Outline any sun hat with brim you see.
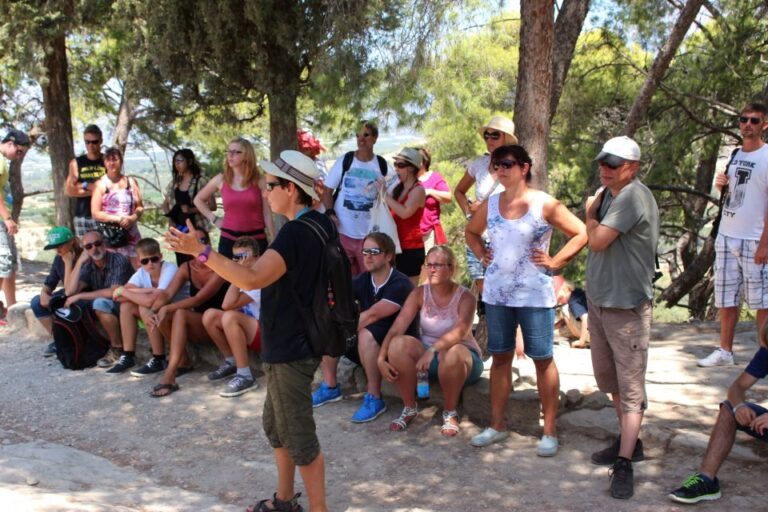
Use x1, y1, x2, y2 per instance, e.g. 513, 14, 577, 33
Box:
478, 116, 518, 144
259, 150, 320, 201
393, 147, 423, 169
44, 226, 74, 250
595, 136, 641, 167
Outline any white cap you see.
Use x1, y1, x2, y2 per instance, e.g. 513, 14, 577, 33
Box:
595, 136, 641, 166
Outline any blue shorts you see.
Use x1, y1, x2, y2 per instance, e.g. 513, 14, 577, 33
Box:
91, 298, 120, 316
30, 295, 51, 319
485, 304, 555, 360
722, 400, 768, 441
427, 347, 483, 386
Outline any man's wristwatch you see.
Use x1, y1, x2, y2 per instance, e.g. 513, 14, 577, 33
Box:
197, 245, 212, 263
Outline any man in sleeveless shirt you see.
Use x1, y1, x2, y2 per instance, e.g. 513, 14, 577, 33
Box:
698, 103, 768, 368
66, 125, 106, 237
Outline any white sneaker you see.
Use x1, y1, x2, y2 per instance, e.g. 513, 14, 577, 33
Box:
697, 348, 734, 367
537, 435, 558, 457
470, 427, 509, 447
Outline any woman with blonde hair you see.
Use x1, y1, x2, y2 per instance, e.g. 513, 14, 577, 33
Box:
194, 137, 274, 257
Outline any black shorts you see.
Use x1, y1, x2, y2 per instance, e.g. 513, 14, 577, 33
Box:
395, 248, 425, 278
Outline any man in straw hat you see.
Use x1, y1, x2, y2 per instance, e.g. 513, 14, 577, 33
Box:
167, 149, 332, 512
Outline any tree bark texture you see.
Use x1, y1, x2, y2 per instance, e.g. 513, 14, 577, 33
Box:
112, 81, 137, 155
622, 0, 705, 137
549, 0, 590, 123
41, 32, 75, 228
9, 159, 24, 221
514, 0, 555, 191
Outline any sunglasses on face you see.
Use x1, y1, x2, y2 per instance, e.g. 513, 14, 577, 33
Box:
227, 149, 244, 156
361, 247, 382, 256
483, 131, 502, 141
265, 181, 283, 191
84, 139, 101, 145
232, 252, 250, 261
425, 263, 451, 270
174, 158, 186, 163
357, 132, 372, 138
140, 255, 161, 265
740, 116, 764, 125
598, 161, 624, 170
492, 159, 519, 170
84, 240, 104, 250
394, 161, 411, 169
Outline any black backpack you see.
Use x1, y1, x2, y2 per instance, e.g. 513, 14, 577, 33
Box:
50, 295, 110, 370
293, 216, 360, 357
331, 151, 388, 203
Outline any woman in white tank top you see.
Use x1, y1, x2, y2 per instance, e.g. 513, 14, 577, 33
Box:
465, 144, 587, 456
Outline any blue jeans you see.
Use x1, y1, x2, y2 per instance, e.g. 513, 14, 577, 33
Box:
30, 294, 51, 319
485, 304, 555, 359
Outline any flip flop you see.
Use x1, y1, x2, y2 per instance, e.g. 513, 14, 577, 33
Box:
150, 383, 179, 398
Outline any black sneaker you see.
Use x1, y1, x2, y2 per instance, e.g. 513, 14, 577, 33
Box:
208, 361, 236, 381
130, 357, 167, 377
609, 458, 634, 499
591, 436, 644, 465
669, 473, 721, 504
219, 374, 257, 397
42, 342, 57, 358
106, 354, 136, 374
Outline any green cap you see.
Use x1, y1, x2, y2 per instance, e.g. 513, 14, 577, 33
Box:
44, 226, 74, 250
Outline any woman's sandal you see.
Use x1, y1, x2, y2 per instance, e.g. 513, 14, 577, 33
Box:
389, 406, 418, 432
247, 492, 303, 512
441, 410, 460, 437
150, 383, 179, 398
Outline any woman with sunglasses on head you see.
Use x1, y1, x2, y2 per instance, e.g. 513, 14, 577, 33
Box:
162, 148, 215, 264
91, 147, 144, 268
377, 245, 482, 436
465, 144, 587, 457
384, 147, 426, 285
193, 137, 274, 258
454, 116, 517, 297
145, 228, 228, 397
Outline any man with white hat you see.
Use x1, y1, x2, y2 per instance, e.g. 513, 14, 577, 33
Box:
167, 149, 332, 512
585, 135, 659, 500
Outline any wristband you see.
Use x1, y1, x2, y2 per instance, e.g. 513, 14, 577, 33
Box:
428, 346, 437, 354
733, 403, 749, 414
115, 286, 123, 298
82, 181, 89, 191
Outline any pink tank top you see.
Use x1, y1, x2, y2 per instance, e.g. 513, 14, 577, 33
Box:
420, 284, 480, 353
220, 181, 265, 240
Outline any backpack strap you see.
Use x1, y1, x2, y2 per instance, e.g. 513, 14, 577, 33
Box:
295, 215, 336, 245
331, 152, 356, 203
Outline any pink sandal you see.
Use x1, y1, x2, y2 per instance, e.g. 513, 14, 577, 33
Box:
389, 406, 418, 432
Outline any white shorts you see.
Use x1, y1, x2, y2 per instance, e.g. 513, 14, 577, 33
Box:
714, 234, 768, 309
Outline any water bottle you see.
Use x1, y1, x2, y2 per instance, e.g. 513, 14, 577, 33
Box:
416, 370, 429, 399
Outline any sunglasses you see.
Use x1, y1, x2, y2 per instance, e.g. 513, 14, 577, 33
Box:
265, 181, 283, 191
361, 247, 383, 256
84, 240, 104, 250
174, 158, 187, 163
84, 139, 101, 145
483, 131, 502, 141
394, 162, 412, 169
232, 252, 250, 261
598, 161, 624, 170
425, 263, 451, 269
227, 149, 244, 156
739, 116, 763, 125
140, 255, 162, 265
492, 159, 519, 170
357, 132, 372, 138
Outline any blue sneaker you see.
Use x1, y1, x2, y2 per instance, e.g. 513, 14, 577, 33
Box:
312, 382, 342, 408
351, 393, 387, 423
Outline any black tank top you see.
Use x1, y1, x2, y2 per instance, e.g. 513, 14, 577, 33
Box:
186, 262, 228, 312
75, 155, 106, 218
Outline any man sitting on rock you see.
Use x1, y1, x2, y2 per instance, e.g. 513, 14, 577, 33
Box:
669, 332, 768, 504
312, 232, 418, 423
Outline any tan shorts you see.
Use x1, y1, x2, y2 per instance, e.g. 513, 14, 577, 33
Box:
587, 299, 651, 413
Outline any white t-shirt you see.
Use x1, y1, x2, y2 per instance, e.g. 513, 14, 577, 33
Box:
240, 289, 261, 319
720, 144, 768, 241
325, 154, 391, 239
127, 261, 189, 300
467, 155, 505, 203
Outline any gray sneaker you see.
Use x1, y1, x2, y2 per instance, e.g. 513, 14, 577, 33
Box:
219, 374, 257, 397
97, 348, 121, 368
208, 361, 236, 381
42, 342, 57, 358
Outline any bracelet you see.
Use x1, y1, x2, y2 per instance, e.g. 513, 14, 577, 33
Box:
115, 286, 123, 298
428, 346, 437, 354
732, 403, 749, 414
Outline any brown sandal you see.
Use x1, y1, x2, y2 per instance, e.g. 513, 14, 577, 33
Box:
247, 492, 303, 512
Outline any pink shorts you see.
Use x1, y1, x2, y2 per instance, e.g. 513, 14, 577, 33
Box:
340, 234, 365, 277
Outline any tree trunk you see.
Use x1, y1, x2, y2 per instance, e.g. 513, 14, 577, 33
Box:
621, 0, 705, 137
514, 0, 555, 191
267, 89, 298, 160
41, 32, 75, 228
112, 81, 136, 155
549, 0, 591, 123
9, 159, 24, 222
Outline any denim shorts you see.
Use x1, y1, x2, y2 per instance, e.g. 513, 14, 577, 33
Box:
30, 295, 51, 319
91, 298, 120, 316
485, 304, 555, 359
722, 400, 768, 441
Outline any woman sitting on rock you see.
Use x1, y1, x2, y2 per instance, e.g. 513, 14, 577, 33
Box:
377, 245, 482, 436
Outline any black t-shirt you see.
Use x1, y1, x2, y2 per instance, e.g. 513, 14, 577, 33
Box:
44, 255, 65, 290
353, 268, 418, 343
75, 154, 106, 218
260, 210, 333, 364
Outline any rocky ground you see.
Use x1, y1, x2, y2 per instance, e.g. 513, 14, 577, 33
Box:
0, 261, 766, 511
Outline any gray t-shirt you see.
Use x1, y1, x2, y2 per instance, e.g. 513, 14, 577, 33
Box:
586, 179, 659, 309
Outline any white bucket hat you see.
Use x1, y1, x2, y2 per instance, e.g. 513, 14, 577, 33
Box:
478, 115, 518, 144
259, 150, 320, 200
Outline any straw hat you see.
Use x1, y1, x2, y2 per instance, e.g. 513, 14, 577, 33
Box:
259, 150, 320, 200
478, 116, 518, 144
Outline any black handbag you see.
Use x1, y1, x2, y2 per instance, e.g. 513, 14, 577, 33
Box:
98, 222, 130, 247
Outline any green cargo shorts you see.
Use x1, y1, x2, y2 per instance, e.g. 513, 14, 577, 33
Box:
262, 357, 322, 466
